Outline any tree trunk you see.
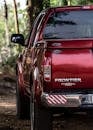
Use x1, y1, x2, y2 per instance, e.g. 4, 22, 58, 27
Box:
68, 0, 72, 5
63, 0, 68, 5
13, 0, 21, 52
13, 0, 19, 34
26, 0, 43, 29
4, 0, 9, 46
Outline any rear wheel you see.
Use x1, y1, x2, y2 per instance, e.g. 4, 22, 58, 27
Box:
16, 79, 30, 119
31, 101, 52, 130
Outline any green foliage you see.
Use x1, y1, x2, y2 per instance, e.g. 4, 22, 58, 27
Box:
50, 0, 58, 6
0, 54, 17, 74
43, 0, 50, 8
50, 0, 93, 6
50, 0, 67, 6
71, 0, 80, 5
0, 11, 5, 50
79, 0, 93, 5
0, 3, 28, 74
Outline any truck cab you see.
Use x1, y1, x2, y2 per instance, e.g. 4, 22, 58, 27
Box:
11, 5, 93, 130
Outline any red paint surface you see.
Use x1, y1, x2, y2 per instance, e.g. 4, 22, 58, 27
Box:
44, 39, 93, 90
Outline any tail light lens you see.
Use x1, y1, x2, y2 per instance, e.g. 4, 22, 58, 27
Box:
43, 57, 51, 82
44, 65, 51, 82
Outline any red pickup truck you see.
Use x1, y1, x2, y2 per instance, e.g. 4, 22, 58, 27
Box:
11, 5, 93, 130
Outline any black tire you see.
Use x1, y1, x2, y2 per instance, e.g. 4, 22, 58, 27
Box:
16, 80, 30, 119
87, 110, 93, 117
31, 102, 52, 130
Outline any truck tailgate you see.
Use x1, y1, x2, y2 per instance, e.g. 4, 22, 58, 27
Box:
48, 40, 93, 89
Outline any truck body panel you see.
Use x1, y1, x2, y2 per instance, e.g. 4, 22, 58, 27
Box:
51, 40, 93, 89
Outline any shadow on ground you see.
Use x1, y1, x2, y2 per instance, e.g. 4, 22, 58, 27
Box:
0, 74, 30, 130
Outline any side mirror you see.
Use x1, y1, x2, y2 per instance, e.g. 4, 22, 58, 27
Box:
11, 34, 25, 46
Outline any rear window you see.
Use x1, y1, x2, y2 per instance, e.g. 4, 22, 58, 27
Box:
43, 10, 93, 39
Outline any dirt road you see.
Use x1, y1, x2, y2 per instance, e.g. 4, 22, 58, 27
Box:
0, 76, 30, 130
0, 76, 93, 130
0, 95, 30, 130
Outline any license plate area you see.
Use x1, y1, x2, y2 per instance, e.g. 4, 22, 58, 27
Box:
66, 95, 81, 107
81, 94, 93, 104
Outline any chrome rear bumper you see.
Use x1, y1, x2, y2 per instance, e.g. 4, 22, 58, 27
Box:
41, 93, 93, 108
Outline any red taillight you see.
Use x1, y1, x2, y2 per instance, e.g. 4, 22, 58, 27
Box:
43, 56, 51, 82
44, 65, 51, 82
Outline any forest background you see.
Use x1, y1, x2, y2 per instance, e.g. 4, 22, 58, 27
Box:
0, 0, 93, 76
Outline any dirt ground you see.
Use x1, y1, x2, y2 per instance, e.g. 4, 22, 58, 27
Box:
0, 75, 30, 130
0, 95, 30, 130
1, 75, 93, 130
